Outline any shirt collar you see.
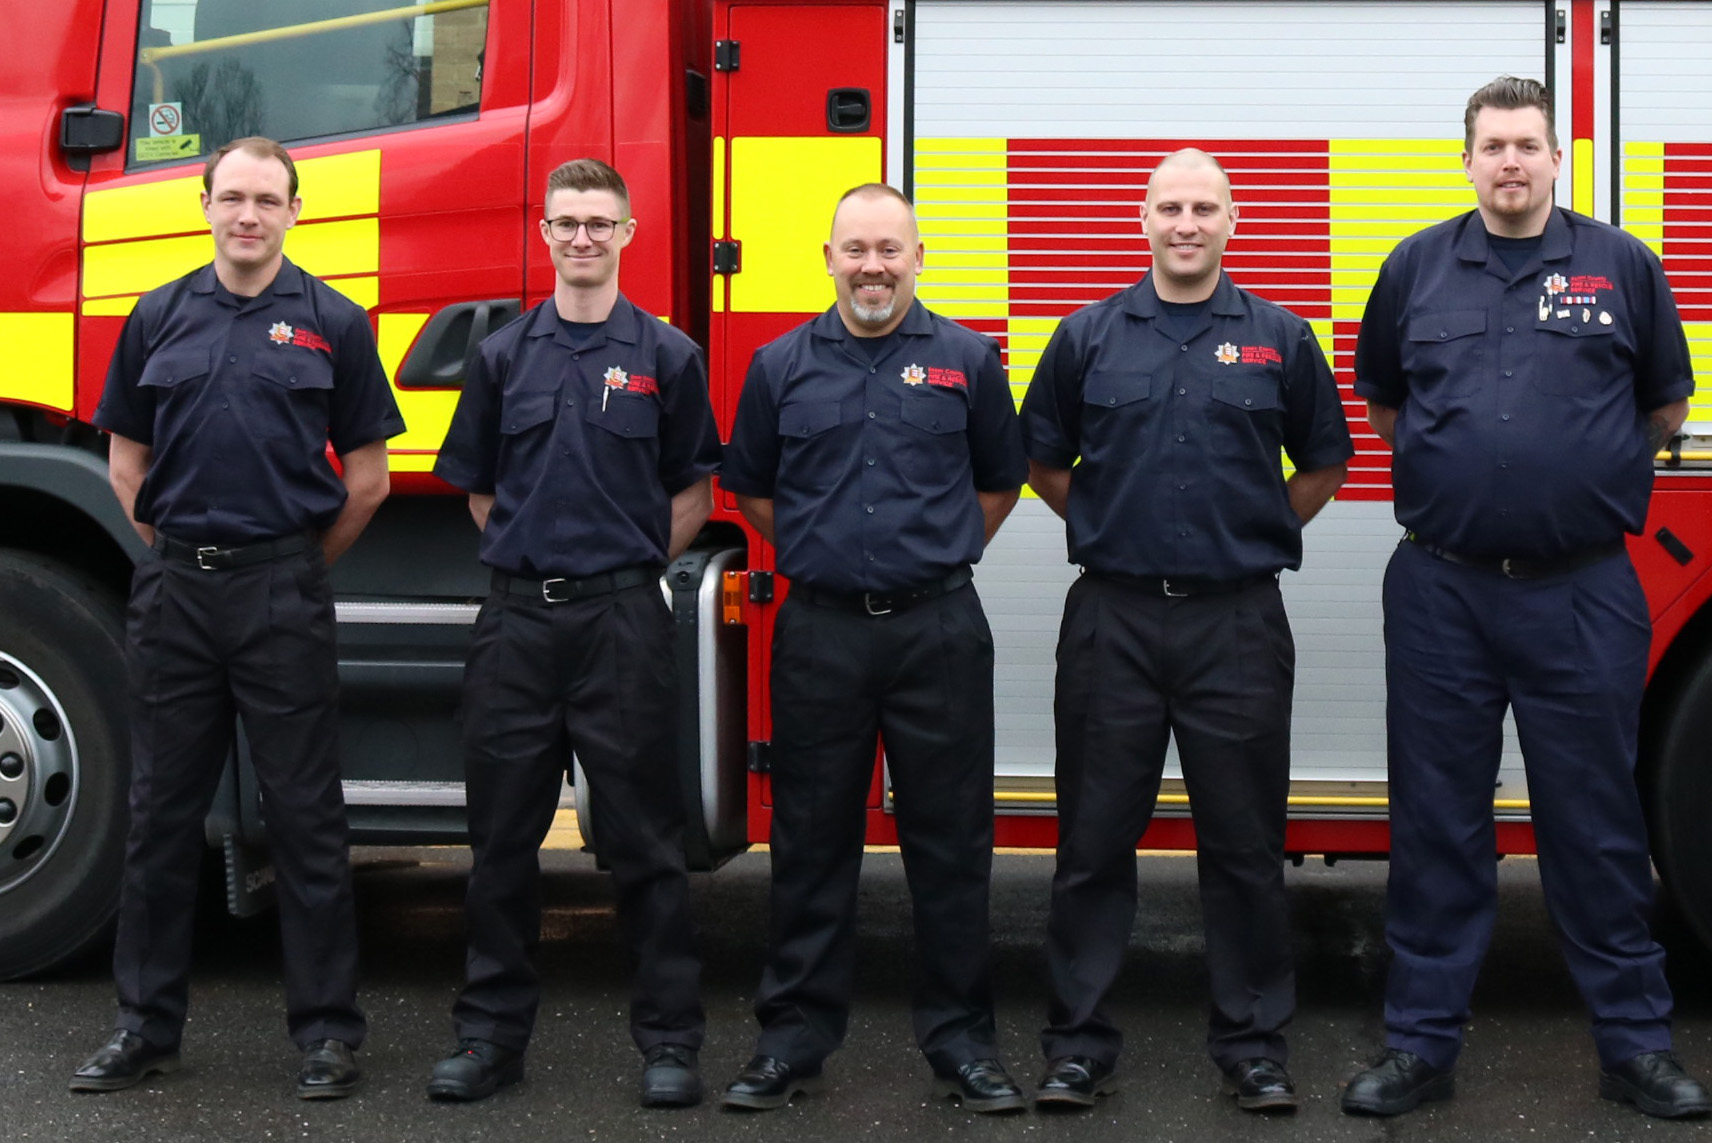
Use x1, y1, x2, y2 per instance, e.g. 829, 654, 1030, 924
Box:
809, 297, 935, 343
190, 257, 305, 306
1120, 271, 1245, 319
525, 292, 645, 347
1454, 207, 1574, 265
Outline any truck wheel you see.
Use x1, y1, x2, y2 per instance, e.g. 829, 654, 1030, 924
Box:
1647, 647, 1712, 954
0, 552, 129, 979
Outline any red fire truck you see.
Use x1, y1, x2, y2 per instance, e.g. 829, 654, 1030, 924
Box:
4, 0, 1712, 979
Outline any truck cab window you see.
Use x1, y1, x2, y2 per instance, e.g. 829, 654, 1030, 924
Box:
128, 0, 488, 168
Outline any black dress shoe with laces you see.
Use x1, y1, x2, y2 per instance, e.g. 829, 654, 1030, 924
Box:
931, 1058, 1026, 1113
1600, 1050, 1712, 1119
721, 1054, 821, 1110
427, 1038, 525, 1102
1033, 1055, 1119, 1108
1223, 1057, 1297, 1112
640, 1043, 701, 1108
1340, 1048, 1454, 1116
68, 1030, 181, 1093
297, 1039, 361, 1100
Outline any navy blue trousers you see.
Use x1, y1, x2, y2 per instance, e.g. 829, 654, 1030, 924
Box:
1382, 540, 1672, 1069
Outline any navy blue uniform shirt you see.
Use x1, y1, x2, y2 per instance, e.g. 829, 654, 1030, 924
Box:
1355, 208, 1694, 559
1021, 272, 1354, 579
720, 301, 1027, 592
434, 295, 721, 578
94, 259, 405, 544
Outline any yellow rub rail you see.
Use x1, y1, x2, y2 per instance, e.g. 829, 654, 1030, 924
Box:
989, 791, 1532, 811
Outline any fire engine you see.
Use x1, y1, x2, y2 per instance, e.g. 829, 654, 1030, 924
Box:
4, 0, 1712, 979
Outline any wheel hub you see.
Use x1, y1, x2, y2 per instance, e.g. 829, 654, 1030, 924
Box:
0, 653, 81, 894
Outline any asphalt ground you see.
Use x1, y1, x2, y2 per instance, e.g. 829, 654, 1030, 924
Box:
3, 826, 1710, 1142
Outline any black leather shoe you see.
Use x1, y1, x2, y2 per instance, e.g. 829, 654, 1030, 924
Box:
1033, 1055, 1119, 1108
68, 1030, 181, 1093
297, 1039, 361, 1100
1224, 1057, 1298, 1112
1340, 1048, 1454, 1116
931, 1058, 1026, 1113
721, 1054, 821, 1110
640, 1043, 701, 1108
1600, 1050, 1712, 1119
427, 1038, 525, 1102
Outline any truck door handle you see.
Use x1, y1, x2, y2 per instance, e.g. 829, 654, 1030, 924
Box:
396, 299, 521, 389
826, 88, 871, 133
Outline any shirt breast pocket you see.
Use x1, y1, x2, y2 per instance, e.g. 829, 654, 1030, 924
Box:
778, 400, 841, 440
898, 396, 969, 484
586, 392, 660, 439
1083, 370, 1152, 412
499, 388, 557, 437
138, 349, 210, 391
777, 400, 844, 495
248, 353, 334, 441
1402, 310, 1486, 396
1210, 374, 1282, 414
1532, 321, 1621, 397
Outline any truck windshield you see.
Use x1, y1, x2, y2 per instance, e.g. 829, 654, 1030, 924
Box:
127, 0, 488, 169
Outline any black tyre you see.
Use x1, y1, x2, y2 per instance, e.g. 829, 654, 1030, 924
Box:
0, 551, 129, 979
1647, 647, 1712, 954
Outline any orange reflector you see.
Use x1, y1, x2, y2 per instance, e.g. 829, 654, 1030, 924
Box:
722, 571, 746, 625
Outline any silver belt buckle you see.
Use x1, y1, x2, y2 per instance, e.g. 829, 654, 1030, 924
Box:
541, 577, 569, 602
196, 546, 220, 571
863, 592, 892, 616
1162, 578, 1188, 598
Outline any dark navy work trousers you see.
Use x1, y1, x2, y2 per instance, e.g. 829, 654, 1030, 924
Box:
452, 582, 703, 1053
1382, 539, 1673, 1069
755, 583, 1000, 1075
114, 546, 365, 1052
1041, 573, 1296, 1071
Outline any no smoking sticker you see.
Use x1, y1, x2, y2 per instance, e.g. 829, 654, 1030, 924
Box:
147, 102, 183, 137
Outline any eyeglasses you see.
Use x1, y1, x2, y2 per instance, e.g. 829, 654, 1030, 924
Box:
544, 216, 625, 241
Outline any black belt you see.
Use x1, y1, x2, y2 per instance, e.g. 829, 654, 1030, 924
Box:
1406, 534, 1625, 579
493, 565, 659, 603
154, 532, 314, 571
1087, 570, 1278, 598
791, 566, 973, 616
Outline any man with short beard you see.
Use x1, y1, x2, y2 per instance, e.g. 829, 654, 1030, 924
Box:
1344, 76, 1707, 1120
718, 184, 1028, 1112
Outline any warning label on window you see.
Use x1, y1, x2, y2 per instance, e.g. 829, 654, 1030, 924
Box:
136, 135, 201, 161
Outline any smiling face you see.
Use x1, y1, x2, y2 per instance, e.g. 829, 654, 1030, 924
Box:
825, 190, 923, 337
1464, 105, 1561, 237
201, 149, 300, 287
1141, 153, 1237, 303
540, 187, 635, 292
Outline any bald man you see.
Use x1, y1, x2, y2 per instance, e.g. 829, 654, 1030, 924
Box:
719, 184, 1028, 1112
1019, 150, 1353, 1112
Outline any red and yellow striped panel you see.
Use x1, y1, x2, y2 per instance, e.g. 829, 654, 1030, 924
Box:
914, 136, 1477, 501
1624, 142, 1712, 428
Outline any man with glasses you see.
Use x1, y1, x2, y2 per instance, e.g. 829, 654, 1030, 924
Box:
429, 158, 720, 1108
